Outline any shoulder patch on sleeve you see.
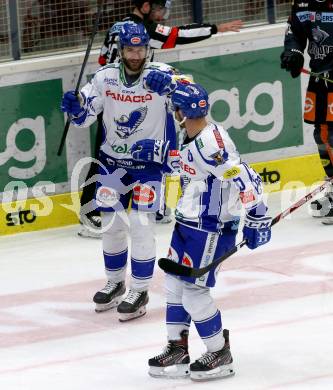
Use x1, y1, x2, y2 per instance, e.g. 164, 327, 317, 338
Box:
210, 151, 224, 166
223, 166, 241, 179
213, 128, 225, 149
156, 24, 171, 35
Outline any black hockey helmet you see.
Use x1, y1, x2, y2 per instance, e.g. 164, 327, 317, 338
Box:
133, 1, 171, 19
134, 1, 171, 7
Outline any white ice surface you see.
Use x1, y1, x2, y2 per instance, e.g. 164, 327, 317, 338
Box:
0, 190, 332, 390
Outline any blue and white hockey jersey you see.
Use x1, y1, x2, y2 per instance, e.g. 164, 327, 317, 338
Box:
70, 62, 177, 161
169, 122, 264, 233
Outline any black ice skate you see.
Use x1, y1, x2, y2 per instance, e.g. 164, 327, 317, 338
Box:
190, 329, 235, 381
93, 281, 125, 312
148, 330, 190, 378
117, 290, 149, 322
78, 214, 102, 239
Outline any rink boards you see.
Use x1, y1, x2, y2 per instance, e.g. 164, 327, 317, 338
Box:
0, 153, 324, 235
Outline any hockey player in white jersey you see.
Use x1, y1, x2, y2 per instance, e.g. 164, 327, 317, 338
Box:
131, 78, 272, 380
61, 22, 181, 321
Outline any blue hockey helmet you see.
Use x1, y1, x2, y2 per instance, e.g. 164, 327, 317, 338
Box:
171, 83, 210, 119
118, 22, 150, 48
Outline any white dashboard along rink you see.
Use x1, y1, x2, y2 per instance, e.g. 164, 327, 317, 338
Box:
0, 189, 332, 390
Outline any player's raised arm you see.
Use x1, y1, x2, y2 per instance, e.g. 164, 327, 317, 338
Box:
61, 72, 104, 127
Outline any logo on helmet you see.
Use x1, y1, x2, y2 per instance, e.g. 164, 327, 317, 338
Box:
198, 99, 207, 108
131, 36, 141, 45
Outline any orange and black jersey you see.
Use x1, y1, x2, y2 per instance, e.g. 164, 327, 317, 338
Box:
98, 13, 218, 66
284, 0, 333, 72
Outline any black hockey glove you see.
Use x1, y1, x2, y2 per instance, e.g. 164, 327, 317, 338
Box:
280, 49, 304, 78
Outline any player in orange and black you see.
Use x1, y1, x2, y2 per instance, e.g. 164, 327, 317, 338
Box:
281, 0, 333, 223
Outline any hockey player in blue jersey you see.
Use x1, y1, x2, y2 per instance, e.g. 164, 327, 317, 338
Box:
61, 22, 184, 321
131, 77, 272, 380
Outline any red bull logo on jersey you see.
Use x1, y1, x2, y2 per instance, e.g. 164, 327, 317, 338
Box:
106, 91, 153, 103
132, 184, 156, 206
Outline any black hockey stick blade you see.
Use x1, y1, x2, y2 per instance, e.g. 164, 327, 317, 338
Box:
158, 243, 243, 278
57, 0, 105, 156
158, 178, 333, 278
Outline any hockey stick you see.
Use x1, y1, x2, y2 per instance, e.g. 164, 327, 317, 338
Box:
301, 68, 333, 83
57, 0, 105, 156
158, 178, 333, 278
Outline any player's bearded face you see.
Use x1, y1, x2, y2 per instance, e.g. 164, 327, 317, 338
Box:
122, 46, 147, 73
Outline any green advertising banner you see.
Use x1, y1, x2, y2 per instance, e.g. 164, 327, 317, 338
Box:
0, 79, 67, 192
172, 47, 303, 155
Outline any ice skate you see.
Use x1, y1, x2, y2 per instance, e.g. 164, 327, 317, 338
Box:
78, 214, 102, 239
117, 290, 149, 322
321, 207, 333, 225
93, 281, 125, 312
310, 182, 333, 218
148, 330, 190, 378
190, 329, 235, 381
155, 209, 172, 224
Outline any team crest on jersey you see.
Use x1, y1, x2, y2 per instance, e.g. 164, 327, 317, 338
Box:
210, 151, 224, 166
312, 26, 329, 44
115, 106, 148, 139
182, 253, 193, 268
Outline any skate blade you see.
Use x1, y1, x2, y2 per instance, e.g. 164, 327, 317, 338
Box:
118, 306, 147, 322
321, 217, 333, 225
190, 363, 235, 382
78, 228, 101, 239
95, 297, 123, 313
149, 364, 190, 379
156, 216, 173, 224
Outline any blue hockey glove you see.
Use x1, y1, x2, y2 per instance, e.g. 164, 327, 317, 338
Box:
61, 91, 85, 116
144, 71, 176, 96
131, 139, 170, 164
243, 214, 272, 250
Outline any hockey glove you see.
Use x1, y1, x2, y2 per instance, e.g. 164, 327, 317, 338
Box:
144, 71, 176, 96
61, 91, 85, 116
280, 49, 304, 78
131, 139, 170, 164
243, 214, 272, 250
